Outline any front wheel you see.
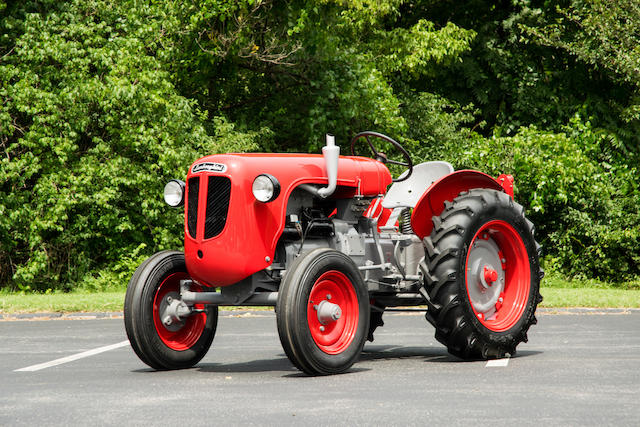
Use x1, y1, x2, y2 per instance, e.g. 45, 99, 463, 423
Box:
276, 248, 369, 375
124, 251, 218, 370
422, 189, 543, 359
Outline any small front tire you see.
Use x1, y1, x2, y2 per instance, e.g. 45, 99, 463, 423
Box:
124, 251, 218, 370
276, 248, 369, 375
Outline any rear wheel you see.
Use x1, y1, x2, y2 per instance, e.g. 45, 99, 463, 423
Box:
422, 189, 543, 359
277, 248, 369, 375
124, 251, 218, 370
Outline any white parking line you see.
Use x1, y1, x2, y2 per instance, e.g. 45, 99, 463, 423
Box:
485, 357, 510, 367
14, 340, 130, 372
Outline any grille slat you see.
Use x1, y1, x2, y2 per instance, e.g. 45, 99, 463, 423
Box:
204, 176, 231, 239
187, 177, 200, 238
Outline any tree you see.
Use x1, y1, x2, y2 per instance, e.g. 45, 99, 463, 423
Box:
0, 1, 265, 290
2, 0, 640, 289
523, 0, 640, 150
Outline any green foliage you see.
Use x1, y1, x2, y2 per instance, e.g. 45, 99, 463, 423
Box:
525, 0, 640, 88
393, 0, 640, 284
417, 0, 640, 149
0, 1, 263, 291
522, 0, 640, 145
435, 117, 640, 282
175, 0, 474, 150
1, 0, 640, 290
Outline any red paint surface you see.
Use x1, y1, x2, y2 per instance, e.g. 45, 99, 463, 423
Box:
497, 174, 515, 198
306, 270, 359, 355
410, 170, 505, 239
465, 220, 531, 332
184, 154, 392, 287
153, 272, 207, 350
484, 266, 498, 284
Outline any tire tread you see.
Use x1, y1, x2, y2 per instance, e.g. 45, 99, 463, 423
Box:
422, 189, 543, 360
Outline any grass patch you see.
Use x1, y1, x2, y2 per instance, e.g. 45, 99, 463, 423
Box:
540, 287, 640, 308
538, 271, 640, 307
1, 275, 639, 314
0, 290, 273, 314
0, 291, 125, 313
542, 271, 640, 290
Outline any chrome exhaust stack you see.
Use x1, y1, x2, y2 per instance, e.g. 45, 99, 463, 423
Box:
317, 133, 340, 198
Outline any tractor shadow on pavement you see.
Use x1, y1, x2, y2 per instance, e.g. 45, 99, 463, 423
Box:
196, 357, 372, 378
130, 349, 543, 375
195, 357, 297, 374
361, 345, 455, 363
361, 345, 543, 363
130, 357, 297, 374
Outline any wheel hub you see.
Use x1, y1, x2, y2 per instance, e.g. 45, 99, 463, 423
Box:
315, 300, 342, 325
158, 291, 193, 331
467, 236, 505, 317
483, 266, 498, 285
306, 270, 359, 355
151, 271, 208, 352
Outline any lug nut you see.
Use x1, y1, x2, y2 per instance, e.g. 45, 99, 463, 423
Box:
319, 326, 325, 332
326, 294, 332, 300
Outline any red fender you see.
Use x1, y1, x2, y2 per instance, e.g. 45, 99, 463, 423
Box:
410, 170, 514, 239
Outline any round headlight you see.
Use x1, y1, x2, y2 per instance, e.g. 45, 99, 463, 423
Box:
252, 174, 280, 203
163, 179, 185, 207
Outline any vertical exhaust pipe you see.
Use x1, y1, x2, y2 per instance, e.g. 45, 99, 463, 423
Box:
318, 133, 340, 198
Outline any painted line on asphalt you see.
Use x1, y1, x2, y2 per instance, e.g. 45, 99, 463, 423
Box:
14, 340, 130, 372
485, 357, 510, 367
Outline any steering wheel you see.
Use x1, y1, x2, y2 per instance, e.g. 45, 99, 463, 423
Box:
350, 131, 413, 182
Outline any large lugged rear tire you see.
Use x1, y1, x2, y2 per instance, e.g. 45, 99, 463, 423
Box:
276, 248, 370, 375
422, 189, 543, 359
124, 251, 218, 370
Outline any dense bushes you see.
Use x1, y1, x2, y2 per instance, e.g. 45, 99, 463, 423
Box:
1, 0, 639, 290
438, 119, 640, 281
0, 1, 264, 290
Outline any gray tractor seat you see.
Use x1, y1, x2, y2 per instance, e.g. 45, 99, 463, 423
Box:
380, 161, 454, 229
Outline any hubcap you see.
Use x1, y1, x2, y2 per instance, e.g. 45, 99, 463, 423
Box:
467, 237, 505, 316
307, 271, 359, 355
316, 300, 342, 325
465, 220, 531, 332
484, 266, 498, 284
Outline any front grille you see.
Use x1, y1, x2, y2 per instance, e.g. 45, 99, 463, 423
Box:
187, 177, 199, 238
204, 176, 231, 239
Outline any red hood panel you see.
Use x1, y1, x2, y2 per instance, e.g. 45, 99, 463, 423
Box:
184, 153, 392, 287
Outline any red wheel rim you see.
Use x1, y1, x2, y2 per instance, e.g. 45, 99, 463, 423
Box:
307, 270, 359, 355
153, 272, 207, 351
465, 220, 531, 332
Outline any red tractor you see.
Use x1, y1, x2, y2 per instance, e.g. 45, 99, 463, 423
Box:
124, 132, 543, 375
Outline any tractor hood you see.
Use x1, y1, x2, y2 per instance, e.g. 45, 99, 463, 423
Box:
183, 153, 392, 287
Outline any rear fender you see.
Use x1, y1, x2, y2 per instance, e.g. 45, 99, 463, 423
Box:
410, 170, 513, 239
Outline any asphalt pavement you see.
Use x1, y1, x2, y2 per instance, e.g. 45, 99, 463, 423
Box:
1, 310, 638, 426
